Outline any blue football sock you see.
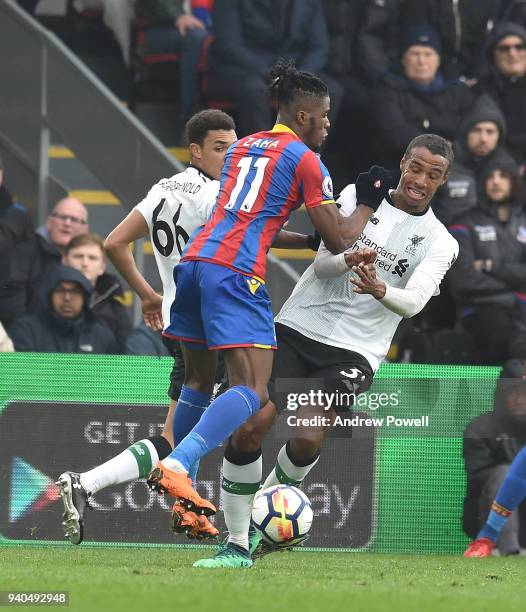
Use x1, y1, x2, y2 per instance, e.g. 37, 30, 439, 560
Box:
172, 386, 210, 446
172, 386, 210, 484
168, 386, 261, 471
479, 447, 526, 542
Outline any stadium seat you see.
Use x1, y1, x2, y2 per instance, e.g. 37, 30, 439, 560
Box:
65, 1, 117, 56
128, 16, 180, 111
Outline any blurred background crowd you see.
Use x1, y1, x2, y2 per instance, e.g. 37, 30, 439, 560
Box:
3, 0, 526, 368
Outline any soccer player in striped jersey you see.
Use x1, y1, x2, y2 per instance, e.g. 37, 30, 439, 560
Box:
146, 60, 383, 533
194, 134, 460, 568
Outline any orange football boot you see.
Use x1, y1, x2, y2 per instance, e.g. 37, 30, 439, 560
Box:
463, 537, 495, 558
147, 462, 216, 516
171, 503, 219, 540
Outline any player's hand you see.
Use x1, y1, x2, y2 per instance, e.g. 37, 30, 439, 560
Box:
350, 261, 386, 300
175, 14, 205, 35
142, 292, 163, 331
355, 165, 392, 211
344, 248, 377, 268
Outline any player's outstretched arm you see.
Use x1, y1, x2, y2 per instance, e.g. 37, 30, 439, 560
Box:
104, 210, 163, 330
307, 166, 392, 254
272, 229, 321, 250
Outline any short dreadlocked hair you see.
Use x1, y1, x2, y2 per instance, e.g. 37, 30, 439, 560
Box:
267, 59, 329, 110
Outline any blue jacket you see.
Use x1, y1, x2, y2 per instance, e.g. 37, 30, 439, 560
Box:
209, 0, 330, 78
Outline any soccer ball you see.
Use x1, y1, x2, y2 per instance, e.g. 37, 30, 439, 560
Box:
251, 484, 313, 545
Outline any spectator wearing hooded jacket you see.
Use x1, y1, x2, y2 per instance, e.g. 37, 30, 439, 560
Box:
62, 233, 132, 352
463, 359, 526, 555
433, 94, 515, 226
448, 154, 526, 365
370, 24, 473, 170
8, 265, 118, 354
474, 22, 526, 168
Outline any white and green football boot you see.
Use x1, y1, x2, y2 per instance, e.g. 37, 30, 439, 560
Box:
192, 542, 253, 569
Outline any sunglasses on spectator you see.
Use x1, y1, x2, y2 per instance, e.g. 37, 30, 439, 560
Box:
496, 43, 526, 53
50, 212, 88, 225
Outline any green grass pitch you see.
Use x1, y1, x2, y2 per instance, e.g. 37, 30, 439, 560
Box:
1, 547, 526, 612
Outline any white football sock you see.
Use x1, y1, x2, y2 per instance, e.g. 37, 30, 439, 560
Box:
261, 443, 319, 490
222, 455, 262, 551
80, 439, 159, 496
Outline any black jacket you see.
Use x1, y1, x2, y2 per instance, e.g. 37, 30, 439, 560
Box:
433, 96, 515, 226
462, 372, 526, 536
0, 185, 33, 251
8, 265, 118, 354
500, 0, 526, 28
0, 229, 62, 327
448, 199, 526, 311
357, 0, 499, 83
322, 0, 367, 78
475, 70, 526, 166
371, 71, 473, 168
474, 22, 526, 165
125, 322, 169, 356
91, 272, 132, 353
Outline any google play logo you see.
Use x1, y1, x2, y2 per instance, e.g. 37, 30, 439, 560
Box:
9, 457, 60, 523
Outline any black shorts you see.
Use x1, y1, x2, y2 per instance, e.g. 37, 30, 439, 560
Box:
161, 337, 227, 401
270, 323, 374, 412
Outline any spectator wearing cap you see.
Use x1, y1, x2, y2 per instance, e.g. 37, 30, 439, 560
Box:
448, 154, 526, 365
0, 154, 33, 251
357, 0, 499, 86
474, 22, 526, 168
8, 265, 118, 354
463, 359, 526, 555
434, 94, 516, 226
0, 197, 89, 328
370, 24, 474, 170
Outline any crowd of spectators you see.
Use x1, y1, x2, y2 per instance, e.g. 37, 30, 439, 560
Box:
5, 0, 526, 367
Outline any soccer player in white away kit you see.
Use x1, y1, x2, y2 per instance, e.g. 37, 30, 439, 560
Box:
194, 133, 460, 568
56, 109, 238, 544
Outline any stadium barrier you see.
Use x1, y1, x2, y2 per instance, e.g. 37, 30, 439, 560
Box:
0, 353, 500, 553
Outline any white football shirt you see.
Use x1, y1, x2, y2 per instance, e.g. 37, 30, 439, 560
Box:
134, 166, 219, 330
275, 185, 459, 371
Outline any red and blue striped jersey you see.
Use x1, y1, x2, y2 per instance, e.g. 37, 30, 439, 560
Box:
182, 124, 334, 280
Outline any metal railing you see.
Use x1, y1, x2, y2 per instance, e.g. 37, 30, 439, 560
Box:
0, 0, 183, 223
